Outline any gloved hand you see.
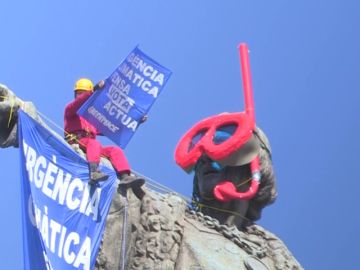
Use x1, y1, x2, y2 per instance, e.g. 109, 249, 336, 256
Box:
140, 115, 148, 124
94, 80, 105, 91
213, 181, 240, 202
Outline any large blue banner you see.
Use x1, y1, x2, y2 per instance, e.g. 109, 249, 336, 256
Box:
78, 46, 172, 148
18, 111, 117, 270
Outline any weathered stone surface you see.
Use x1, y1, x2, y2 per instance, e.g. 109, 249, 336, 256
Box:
192, 126, 278, 230
0, 85, 303, 270
0, 84, 43, 147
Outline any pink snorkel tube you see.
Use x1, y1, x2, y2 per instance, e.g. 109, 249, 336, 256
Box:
240, 43, 256, 128
213, 43, 261, 202
238, 43, 261, 197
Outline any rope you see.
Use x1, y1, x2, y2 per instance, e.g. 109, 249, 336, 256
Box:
7, 97, 14, 127
134, 171, 192, 202
119, 196, 128, 270
131, 173, 250, 220
34, 108, 253, 219
37, 109, 185, 196
133, 170, 176, 193
192, 200, 250, 221
36, 109, 192, 201
143, 182, 173, 195
236, 177, 252, 188
37, 110, 65, 134
37, 110, 105, 157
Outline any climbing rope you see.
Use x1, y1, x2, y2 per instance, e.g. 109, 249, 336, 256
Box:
192, 200, 250, 221
120, 195, 128, 270
35, 109, 250, 220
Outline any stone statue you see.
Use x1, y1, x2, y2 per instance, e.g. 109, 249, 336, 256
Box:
0, 84, 303, 270
188, 126, 277, 230
173, 109, 278, 231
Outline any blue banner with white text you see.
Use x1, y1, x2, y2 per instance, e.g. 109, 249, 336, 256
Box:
78, 46, 172, 148
18, 111, 117, 270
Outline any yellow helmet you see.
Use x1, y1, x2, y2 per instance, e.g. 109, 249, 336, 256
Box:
74, 78, 94, 92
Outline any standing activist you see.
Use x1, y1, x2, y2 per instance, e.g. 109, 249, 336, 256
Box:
64, 78, 145, 198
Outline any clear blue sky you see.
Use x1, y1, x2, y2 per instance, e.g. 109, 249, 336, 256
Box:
1, 1, 359, 269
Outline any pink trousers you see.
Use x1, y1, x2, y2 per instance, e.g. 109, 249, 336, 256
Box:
78, 137, 130, 174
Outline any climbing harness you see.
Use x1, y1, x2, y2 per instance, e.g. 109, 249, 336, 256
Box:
65, 130, 96, 144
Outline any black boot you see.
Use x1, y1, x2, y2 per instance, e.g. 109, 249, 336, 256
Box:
118, 173, 145, 189
117, 173, 146, 200
89, 162, 109, 185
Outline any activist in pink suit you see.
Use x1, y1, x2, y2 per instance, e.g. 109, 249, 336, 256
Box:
64, 78, 145, 198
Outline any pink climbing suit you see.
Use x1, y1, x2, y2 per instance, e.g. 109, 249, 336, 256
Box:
64, 91, 130, 174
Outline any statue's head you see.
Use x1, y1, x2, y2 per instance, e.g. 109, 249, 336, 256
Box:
175, 114, 277, 228
174, 44, 277, 228
175, 112, 264, 202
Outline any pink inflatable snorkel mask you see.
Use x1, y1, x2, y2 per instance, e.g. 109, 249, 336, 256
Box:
175, 43, 261, 201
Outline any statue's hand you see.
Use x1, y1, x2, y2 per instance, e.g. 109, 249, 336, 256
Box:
0, 84, 22, 148
10, 103, 20, 118
213, 181, 239, 202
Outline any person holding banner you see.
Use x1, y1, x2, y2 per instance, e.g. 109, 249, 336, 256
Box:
64, 78, 145, 199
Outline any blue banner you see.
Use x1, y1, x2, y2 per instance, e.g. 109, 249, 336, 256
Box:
18, 110, 117, 270
78, 46, 172, 148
